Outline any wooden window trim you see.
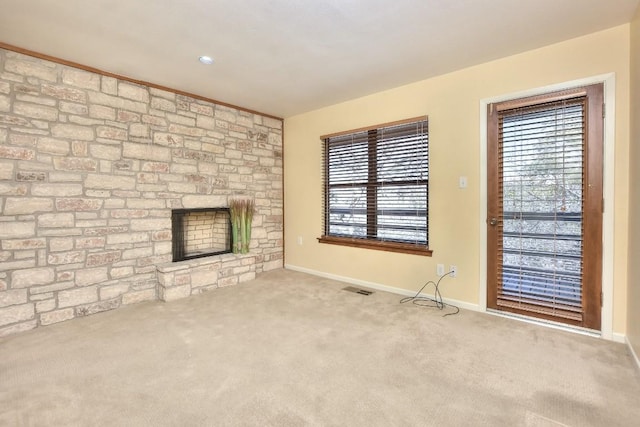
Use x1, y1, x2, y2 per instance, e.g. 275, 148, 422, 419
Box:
318, 235, 433, 256
320, 116, 428, 140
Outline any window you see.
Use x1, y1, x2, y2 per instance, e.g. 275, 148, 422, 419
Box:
319, 116, 431, 256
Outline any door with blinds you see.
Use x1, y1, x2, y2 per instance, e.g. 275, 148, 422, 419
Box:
487, 84, 603, 330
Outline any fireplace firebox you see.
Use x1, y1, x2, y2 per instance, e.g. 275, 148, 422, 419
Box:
171, 208, 232, 262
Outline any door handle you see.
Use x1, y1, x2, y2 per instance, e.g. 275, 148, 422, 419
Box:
489, 217, 499, 226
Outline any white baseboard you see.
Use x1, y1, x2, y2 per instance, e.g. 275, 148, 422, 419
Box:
284, 264, 480, 312
612, 332, 626, 344
284, 264, 627, 345
627, 337, 640, 370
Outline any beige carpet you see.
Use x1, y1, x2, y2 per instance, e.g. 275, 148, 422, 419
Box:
1, 269, 638, 426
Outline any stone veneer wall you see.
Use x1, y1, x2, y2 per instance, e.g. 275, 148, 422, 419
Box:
0, 48, 283, 337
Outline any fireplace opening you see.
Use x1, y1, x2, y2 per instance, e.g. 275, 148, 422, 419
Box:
171, 208, 232, 262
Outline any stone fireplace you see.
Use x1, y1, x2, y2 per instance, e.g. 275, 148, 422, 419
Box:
171, 208, 231, 262
0, 47, 284, 337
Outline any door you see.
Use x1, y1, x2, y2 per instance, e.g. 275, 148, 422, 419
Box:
487, 84, 603, 330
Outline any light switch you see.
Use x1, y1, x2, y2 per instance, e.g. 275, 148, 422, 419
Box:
459, 176, 468, 189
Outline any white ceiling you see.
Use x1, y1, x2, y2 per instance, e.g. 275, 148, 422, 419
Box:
1, 0, 638, 118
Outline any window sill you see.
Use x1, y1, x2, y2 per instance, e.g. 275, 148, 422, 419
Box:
318, 236, 432, 257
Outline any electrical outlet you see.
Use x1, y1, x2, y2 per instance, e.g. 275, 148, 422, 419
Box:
449, 265, 458, 278
437, 263, 445, 276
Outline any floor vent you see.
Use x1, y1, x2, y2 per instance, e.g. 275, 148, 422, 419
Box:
342, 286, 374, 296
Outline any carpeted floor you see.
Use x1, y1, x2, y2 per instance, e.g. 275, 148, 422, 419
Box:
1, 268, 639, 426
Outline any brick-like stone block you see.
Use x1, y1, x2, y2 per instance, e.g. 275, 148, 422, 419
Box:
153, 132, 183, 147
42, 83, 87, 103
263, 259, 283, 271
110, 266, 134, 279
4, 58, 57, 82
214, 108, 236, 123
122, 247, 153, 260
118, 83, 149, 103
62, 68, 100, 91
151, 97, 176, 112
88, 91, 147, 113
49, 237, 74, 252
40, 308, 75, 326
84, 226, 128, 236
53, 157, 97, 171
218, 276, 239, 287
51, 123, 94, 141
97, 126, 128, 141
85, 174, 136, 190
129, 123, 149, 137
142, 114, 167, 126
174, 273, 191, 286
89, 144, 122, 160
122, 288, 156, 305
30, 281, 75, 295
1, 238, 46, 250
154, 242, 172, 255
0, 94, 9, 112
0, 161, 14, 180
129, 218, 171, 231
75, 237, 106, 249
89, 104, 116, 120
106, 232, 149, 245
101, 76, 117, 94
55, 198, 103, 211
58, 286, 98, 308
191, 268, 219, 288
181, 195, 227, 209
159, 284, 191, 302
38, 213, 75, 228
37, 137, 71, 155
11, 267, 54, 288
76, 299, 119, 317
75, 267, 108, 286
3, 197, 53, 215
118, 110, 141, 122
14, 101, 59, 121
47, 251, 85, 265
0, 303, 34, 327
100, 283, 130, 300
168, 123, 205, 137
35, 298, 56, 313
86, 251, 121, 267
0, 183, 28, 196
0, 289, 28, 308
123, 142, 170, 162
0, 146, 35, 160
32, 184, 83, 197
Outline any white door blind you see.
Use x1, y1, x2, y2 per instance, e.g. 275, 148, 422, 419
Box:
497, 97, 586, 321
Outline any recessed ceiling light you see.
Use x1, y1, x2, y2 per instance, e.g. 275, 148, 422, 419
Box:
199, 56, 214, 65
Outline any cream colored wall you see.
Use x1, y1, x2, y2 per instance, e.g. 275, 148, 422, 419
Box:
627, 7, 640, 356
284, 25, 631, 335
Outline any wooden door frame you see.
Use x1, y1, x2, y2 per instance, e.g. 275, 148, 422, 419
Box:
478, 74, 616, 340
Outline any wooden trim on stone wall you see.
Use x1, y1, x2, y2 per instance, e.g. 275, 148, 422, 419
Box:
0, 41, 284, 122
